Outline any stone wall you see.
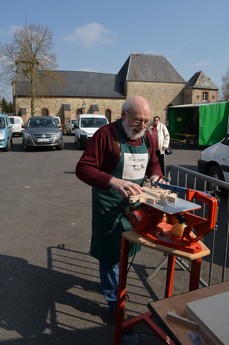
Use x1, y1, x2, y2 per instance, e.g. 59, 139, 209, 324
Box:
16, 80, 185, 127
126, 81, 185, 123
183, 88, 218, 104
16, 97, 124, 127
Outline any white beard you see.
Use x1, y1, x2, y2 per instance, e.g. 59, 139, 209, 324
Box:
122, 118, 146, 140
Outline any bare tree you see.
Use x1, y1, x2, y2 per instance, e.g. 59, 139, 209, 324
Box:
222, 67, 229, 100
0, 24, 57, 115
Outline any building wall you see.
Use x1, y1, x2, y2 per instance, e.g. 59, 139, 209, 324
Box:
16, 80, 218, 128
126, 81, 185, 123
183, 89, 218, 104
16, 96, 124, 128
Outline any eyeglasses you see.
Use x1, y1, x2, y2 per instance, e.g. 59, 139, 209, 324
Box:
125, 111, 151, 127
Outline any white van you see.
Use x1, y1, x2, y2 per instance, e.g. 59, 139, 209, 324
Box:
74, 114, 109, 149
9, 116, 24, 136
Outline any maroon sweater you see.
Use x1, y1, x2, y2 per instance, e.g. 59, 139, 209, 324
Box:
75, 119, 162, 189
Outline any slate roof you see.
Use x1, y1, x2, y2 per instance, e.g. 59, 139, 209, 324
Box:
15, 53, 186, 98
118, 53, 186, 83
186, 71, 218, 90
15, 70, 124, 98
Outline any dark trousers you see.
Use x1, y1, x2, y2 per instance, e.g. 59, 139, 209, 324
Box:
156, 150, 165, 176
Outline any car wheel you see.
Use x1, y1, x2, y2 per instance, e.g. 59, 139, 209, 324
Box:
8, 138, 12, 151
75, 138, 81, 149
56, 141, 64, 150
22, 139, 29, 151
207, 164, 227, 196
2, 138, 12, 151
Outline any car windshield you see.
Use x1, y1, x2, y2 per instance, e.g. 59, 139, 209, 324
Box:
28, 118, 56, 128
81, 118, 107, 128
0, 117, 6, 128
10, 117, 22, 124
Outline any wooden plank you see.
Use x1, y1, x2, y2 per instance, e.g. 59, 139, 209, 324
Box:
185, 291, 229, 345
148, 281, 229, 345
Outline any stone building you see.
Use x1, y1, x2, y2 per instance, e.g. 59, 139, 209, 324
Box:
12, 53, 218, 129
184, 71, 218, 105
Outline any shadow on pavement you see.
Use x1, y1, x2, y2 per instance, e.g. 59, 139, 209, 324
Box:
0, 249, 115, 345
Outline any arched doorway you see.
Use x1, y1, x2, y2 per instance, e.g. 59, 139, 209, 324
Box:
42, 108, 49, 116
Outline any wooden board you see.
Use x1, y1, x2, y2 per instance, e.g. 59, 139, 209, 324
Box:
129, 186, 201, 215
185, 291, 229, 345
148, 281, 229, 345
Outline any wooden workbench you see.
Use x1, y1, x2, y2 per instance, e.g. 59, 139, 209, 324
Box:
122, 231, 210, 297
113, 231, 211, 345
148, 280, 229, 344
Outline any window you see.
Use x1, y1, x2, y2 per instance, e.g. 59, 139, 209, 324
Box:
203, 92, 208, 101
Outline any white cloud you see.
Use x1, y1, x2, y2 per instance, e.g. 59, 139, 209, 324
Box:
8, 25, 22, 35
64, 22, 116, 47
191, 60, 211, 68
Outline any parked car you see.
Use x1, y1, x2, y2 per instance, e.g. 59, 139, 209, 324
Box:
9, 115, 24, 136
74, 114, 109, 149
52, 116, 62, 130
22, 116, 64, 151
66, 119, 77, 135
198, 134, 229, 195
0, 113, 13, 151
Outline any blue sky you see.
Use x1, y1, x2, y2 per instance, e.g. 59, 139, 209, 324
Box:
1, 0, 229, 100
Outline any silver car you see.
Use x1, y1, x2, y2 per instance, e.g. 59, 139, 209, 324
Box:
66, 119, 77, 135
22, 116, 64, 151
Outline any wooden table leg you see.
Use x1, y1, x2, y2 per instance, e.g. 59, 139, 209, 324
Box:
165, 255, 176, 298
189, 257, 202, 291
113, 236, 130, 345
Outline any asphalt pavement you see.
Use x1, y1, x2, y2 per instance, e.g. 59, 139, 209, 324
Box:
0, 136, 203, 345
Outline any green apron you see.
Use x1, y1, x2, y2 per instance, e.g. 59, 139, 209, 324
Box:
91, 123, 149, 265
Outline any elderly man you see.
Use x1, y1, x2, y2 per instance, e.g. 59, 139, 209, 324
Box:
75, 96, 163, 314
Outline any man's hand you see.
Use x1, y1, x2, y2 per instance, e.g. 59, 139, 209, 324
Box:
150, 175, 169, 184
109, 177, 143, 198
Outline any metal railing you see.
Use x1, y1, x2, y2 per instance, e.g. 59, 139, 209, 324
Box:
166, 164, 229, 286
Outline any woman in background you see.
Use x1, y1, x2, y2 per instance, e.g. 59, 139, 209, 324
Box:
149, 116, 170, 176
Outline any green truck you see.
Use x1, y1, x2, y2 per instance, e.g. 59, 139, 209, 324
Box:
168, 101, 229, 147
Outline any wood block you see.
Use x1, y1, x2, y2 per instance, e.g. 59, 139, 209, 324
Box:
167, 310, 199, 329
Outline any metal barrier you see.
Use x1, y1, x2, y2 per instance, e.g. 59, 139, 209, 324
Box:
166, 164, 229, 286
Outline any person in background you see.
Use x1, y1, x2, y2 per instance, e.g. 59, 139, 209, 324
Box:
75, 96, 163, 315
149, 115, 170, 176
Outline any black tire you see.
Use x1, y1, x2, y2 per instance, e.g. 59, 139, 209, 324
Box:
22, 139, 29, 152
56, 141, 64, 150
2, 138, 12, 152
207, 164, 227, 196
75, 139, 81, 150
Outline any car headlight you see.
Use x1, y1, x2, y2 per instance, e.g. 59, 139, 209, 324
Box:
24, 132, 32, 139
53, 132, 62, 140
0, 130, 5, 140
